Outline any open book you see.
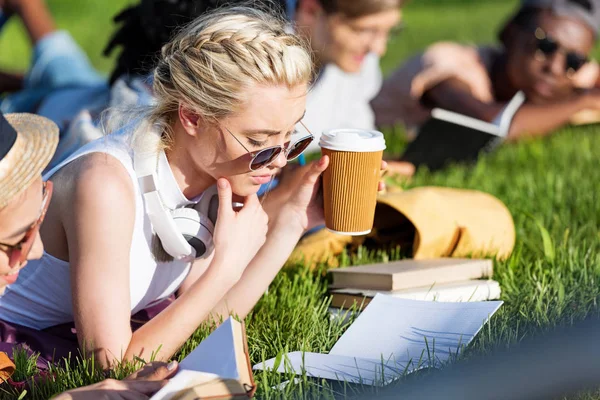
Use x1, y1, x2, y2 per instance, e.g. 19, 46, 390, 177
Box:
151, 317, 255, 400
254, 295, 502, 386
400, 92, 525, 171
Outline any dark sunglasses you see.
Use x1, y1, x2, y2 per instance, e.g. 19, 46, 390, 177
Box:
0, 181, 53, 269
225, 121, 314, 171
533, 27, 588, 75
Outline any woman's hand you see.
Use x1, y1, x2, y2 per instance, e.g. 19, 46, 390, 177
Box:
279, 157, 387, 232
212, 178, 269, 281
53, 361, 177, 400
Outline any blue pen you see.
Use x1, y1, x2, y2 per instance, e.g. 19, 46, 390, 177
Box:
298, 153, 306, 166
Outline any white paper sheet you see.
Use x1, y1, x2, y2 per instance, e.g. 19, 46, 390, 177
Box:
254, 294, 503, 385
257, 351, 410, 385
330, 295, 503, 365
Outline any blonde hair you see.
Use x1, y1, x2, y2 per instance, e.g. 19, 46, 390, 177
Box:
142, 5, 313, 148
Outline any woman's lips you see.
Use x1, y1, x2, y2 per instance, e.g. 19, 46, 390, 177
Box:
2, 270, 19, 285
353, 54, 366, 63
250, 175, 274, 185
533, 80, 556, 98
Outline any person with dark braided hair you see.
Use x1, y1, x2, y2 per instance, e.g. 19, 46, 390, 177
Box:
103, 0, 227, 85
0, 0, 240, 173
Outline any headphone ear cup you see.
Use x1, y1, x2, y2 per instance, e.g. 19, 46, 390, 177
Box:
195, 184, 219, 227
171, 208, 215, 259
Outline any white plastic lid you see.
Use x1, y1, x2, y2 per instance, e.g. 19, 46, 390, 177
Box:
319, 129, 386, 152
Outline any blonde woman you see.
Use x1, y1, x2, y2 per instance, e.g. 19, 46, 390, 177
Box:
0, 7, 373, 368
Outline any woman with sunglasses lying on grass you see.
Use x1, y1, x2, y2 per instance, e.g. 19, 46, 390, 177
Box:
373, 0, 600, 142
0, 6, 383, 369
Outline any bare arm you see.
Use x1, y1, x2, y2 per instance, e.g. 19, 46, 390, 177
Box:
65, 155, 267, 368
424, 78, 596, 140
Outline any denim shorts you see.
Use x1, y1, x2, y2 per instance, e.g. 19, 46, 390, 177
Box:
1, 31, 105, 114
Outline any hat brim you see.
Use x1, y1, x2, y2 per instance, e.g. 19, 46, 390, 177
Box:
0, 113, 58, 208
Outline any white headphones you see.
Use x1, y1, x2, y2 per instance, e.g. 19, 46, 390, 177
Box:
134, 132, 218, 260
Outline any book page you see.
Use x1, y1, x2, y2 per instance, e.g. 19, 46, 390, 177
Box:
178, 317, 239, 379
150, 371, 222, 400
151, 317, 241, 400
256, 351, 408, 386
330, 295, 502, 366
333, 279, 501, 303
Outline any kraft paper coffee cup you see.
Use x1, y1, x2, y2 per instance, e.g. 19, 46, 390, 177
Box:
319, 129, 386, 235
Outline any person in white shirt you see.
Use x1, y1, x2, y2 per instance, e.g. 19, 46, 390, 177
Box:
266, 0, 414, 180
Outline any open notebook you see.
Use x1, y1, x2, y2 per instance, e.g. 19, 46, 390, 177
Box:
400, 92, 525, 171
151, 317, 255, 400
254, 295, 502, 386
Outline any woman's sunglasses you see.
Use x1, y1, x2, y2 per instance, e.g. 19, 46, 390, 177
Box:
533, 27, 588, 75
225, 121, 314, 171
0, 181, 53, 269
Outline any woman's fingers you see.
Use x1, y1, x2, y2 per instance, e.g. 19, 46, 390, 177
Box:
126, 361, 178, 381
385, 161, 415, 177
216, 178, 234, 218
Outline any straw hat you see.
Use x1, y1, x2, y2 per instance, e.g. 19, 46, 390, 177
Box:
0, 113, 58, 208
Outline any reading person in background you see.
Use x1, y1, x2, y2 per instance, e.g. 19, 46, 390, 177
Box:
0, 112, 178, 399
373, 0, 600, 142
0, 7, 385, 370
276, 0, 415, 177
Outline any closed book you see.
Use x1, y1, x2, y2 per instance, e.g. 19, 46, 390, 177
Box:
330, 279, 501, 309
330, 258, 493, 291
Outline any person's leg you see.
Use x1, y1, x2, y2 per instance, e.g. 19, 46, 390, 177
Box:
0, 0, 105, 114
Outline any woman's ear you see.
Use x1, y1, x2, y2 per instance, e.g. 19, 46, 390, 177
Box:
178, 103, 202, 137
296, 0, 324, 25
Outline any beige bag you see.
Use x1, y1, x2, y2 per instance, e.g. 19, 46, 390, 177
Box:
290, 187, 515, 267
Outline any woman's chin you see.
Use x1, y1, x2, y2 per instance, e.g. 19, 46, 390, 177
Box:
231, 181, 262, 198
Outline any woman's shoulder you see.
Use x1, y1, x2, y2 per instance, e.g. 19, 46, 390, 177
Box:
52, 151, 136, 212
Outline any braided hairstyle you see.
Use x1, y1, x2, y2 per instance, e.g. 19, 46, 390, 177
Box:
144, 6, 312, 147
104, 0, 289, 85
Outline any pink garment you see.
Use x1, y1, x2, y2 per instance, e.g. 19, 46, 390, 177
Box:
372, 42, 600, 133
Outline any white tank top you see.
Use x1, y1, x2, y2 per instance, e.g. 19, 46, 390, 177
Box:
0, 128, 194, 329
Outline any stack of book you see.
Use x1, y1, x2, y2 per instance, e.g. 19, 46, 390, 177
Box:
329, 258, 500, 309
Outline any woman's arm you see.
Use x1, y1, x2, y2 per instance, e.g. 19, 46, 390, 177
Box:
209, 157, 329, 319
65, 155, 267, 368
423, 78, 600, 140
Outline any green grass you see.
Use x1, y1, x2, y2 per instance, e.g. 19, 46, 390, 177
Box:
1, 0, 600, 398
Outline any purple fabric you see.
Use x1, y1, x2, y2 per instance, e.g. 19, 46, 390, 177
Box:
0, 296, 174, 370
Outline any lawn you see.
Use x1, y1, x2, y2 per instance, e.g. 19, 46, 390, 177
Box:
2, 0, 600, 399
